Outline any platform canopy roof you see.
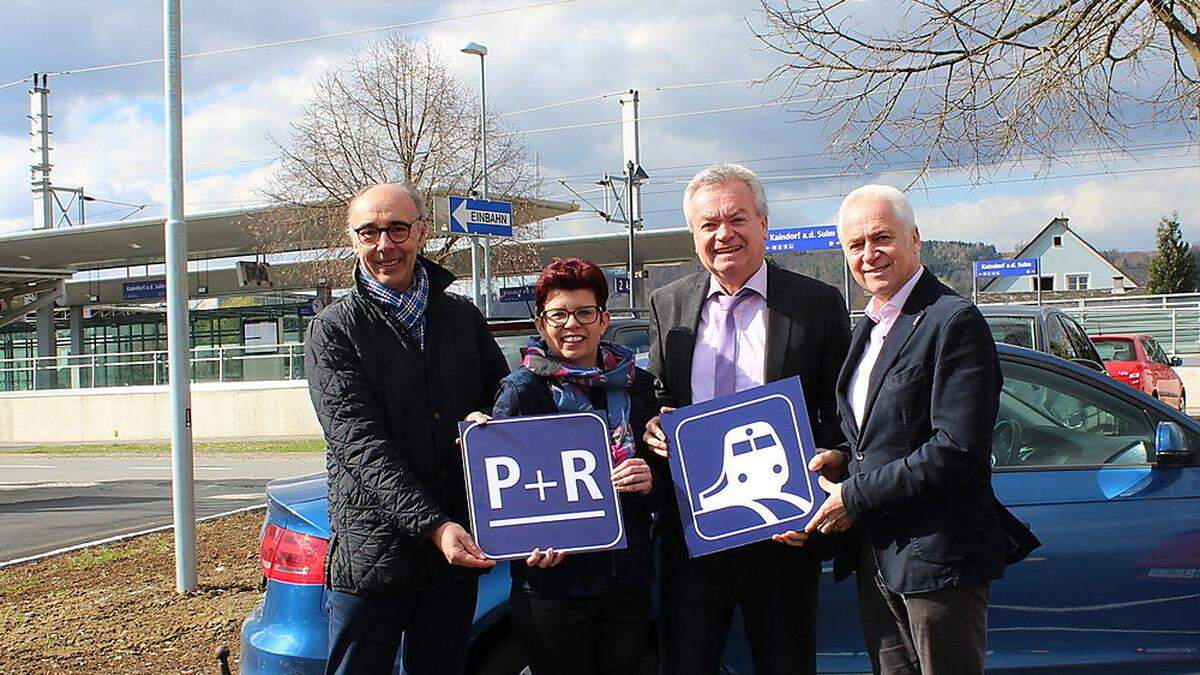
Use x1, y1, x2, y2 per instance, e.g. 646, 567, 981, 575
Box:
0, 194, 580, 273
0, 266, 74, 328
61, 226, 698, 305
441, 226, 696, 276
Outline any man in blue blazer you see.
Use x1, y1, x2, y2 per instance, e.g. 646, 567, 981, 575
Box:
799, 185, 1007, 674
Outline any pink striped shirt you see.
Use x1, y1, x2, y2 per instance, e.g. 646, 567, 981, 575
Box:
690, 263, 769, 403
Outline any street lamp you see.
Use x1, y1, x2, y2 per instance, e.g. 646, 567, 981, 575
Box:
462, 41, 491, 316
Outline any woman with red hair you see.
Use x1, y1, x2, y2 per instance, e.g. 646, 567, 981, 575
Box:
492, 257, 661, 674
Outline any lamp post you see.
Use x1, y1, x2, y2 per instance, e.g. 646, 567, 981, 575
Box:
462, 41, 491, 316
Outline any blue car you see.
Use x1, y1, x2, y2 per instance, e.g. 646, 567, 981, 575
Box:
241, 344, 1200, 674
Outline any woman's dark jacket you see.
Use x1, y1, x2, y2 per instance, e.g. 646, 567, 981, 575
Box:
305, 258, 509, 595
492, 364, 662, 598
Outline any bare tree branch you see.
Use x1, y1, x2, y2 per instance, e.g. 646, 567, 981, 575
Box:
755, 0, 1200, 179
249, 36, 542, 286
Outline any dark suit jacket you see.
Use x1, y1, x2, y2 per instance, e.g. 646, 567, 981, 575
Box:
647, 262, 851, 546
835, 269, 1007, 594
648, 263, 849, 445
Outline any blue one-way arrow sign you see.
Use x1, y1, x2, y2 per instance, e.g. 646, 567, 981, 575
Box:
448, 196, 514, 237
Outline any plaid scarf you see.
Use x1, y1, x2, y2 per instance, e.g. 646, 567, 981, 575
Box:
359, 260, 429, 349
521, 338, 637, 464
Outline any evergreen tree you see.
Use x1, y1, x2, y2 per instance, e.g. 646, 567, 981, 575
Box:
1146, 213, 1198, 295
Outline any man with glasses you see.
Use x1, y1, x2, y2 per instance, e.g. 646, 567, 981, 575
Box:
643, 164, 850, 674
304, 182, 509, 675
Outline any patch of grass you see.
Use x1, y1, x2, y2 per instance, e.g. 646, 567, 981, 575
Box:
0, 605, 33, 626
70, 548, 133, 569
68, 539, 173, 570
0, 570, 41, 596
2, 438, 326, 455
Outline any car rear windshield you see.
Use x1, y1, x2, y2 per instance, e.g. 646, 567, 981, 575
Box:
493, 333, 536, 372
1093, 338, 1136, 362
985, 316, 1036, 350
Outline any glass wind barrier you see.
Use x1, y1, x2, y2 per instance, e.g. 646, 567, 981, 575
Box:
0, 343, 307, 392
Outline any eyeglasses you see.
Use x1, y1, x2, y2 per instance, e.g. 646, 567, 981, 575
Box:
354, 220, 423, 245
539, 305, 604, 327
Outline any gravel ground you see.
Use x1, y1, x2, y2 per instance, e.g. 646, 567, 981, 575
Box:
0, 511, 265, 674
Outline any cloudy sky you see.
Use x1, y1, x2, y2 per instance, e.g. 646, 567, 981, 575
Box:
0, 0, 1195, 252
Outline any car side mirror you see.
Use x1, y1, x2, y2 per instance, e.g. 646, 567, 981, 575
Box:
1152, 421, 1191, 464
1170, 356, 1184, 367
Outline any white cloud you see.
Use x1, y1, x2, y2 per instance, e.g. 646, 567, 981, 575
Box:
0, 0, 1194, 257
0, 56, 332, 230
915, 162, 1199, 251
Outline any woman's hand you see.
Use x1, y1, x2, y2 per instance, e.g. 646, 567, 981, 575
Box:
464, 411, 492, 426
526, 547, 566, 568
612, 457, 652, 495
457, 411, 492, 447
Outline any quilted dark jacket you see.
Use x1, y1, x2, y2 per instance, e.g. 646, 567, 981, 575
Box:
305, 258, 509, 595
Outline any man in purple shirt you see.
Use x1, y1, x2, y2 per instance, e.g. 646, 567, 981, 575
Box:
643, 163, 851, 675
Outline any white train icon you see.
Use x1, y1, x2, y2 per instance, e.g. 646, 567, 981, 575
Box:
697, 421, 813, 524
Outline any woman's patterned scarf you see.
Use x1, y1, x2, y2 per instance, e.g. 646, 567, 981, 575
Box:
521, 338, 637, 464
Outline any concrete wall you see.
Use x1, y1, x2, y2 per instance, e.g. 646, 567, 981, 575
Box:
0, 380, 321, 445
3, 366, 1195, 446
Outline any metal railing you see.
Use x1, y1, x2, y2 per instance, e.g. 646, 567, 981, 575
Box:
1042, 292, 1200, 311
3, 299, 1198, 393
1063, 305, 1200, 355
0, 343, 307, 392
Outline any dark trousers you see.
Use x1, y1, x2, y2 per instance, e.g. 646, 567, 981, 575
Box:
509, 584, 652, 675
856, 546, 989, 675
324, 577, 478, 675
658, 531, 820, 675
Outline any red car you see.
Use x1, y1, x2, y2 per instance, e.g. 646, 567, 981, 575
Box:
1092, 334, 1186, 411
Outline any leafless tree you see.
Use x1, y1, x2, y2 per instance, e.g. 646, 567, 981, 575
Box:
754, 1, 1200, 178
251, 36, 543, 285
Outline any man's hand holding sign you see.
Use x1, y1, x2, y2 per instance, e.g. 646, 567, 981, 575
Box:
770, 447, 852, 546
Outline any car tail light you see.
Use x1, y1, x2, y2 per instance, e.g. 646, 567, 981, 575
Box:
260, 523, 328, 585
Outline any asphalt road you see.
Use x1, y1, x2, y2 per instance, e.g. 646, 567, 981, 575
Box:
0, 454, 326, 564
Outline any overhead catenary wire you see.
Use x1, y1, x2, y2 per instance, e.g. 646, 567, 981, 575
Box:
543, 139, 1199, 201
546, 162, 1200, 224
498, 100, 792, 137
0, 0, 575, 90
497, 78, 766, 118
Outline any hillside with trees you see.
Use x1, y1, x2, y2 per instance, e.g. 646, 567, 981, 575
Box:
646, 239, 1001, 309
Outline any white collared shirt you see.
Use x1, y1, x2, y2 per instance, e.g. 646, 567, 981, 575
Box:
690, 262, 769, 403
848, 267, 924, 427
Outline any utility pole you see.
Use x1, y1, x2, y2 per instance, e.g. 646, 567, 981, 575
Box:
28, 74, 57, 389
29, 73, 54, 231
620, 90, 643, 308
164, 0, 197, 593
557, 91, 648, 309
